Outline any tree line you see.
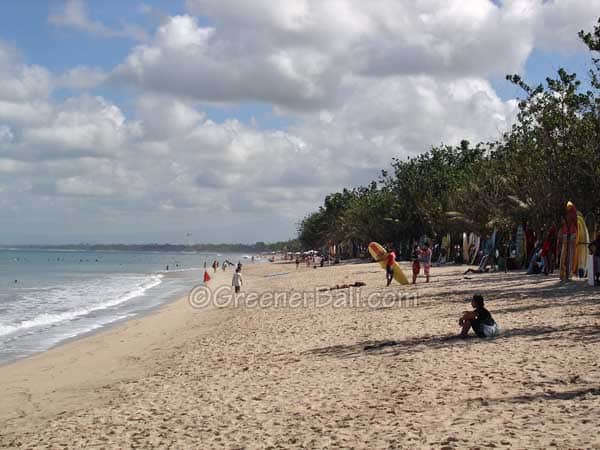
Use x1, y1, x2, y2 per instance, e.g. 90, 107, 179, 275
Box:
15, 240, 302, 253
298, 21, 600, 258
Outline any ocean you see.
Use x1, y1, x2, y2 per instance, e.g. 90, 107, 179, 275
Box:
0, 249, 254, 365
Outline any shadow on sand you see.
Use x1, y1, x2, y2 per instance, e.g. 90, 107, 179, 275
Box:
306, 323, 600, 359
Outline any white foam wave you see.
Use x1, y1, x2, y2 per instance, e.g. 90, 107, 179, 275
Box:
0, 274, 163, 338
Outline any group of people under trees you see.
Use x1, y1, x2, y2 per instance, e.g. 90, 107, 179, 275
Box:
523, 201, 599, 284
377, 201, 600, 340
455, 201, 599, 283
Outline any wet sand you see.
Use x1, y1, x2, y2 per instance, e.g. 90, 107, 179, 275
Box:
1, 262, 599, 448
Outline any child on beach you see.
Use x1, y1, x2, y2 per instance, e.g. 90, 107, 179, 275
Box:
420, 242, 432, 282
411, 245, 420, 284
458, 294, 498, 338
232, 267, 243, 293
412, 242, 432, 283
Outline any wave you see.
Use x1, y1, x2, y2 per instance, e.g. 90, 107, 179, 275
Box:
0, 274, 163, 338
157, 266, 203, 274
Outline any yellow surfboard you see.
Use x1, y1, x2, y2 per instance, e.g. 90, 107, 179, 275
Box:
368, 242, 409, 285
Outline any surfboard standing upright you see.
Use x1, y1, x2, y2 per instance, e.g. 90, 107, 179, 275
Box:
368, 242, 409, 285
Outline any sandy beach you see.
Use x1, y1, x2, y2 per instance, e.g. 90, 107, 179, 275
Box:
1, 261, 599, 448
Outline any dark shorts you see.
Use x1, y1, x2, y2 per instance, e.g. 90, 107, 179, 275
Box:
386, 266, 394, 276
471, 319, 486, 337
234, 286, 240, 293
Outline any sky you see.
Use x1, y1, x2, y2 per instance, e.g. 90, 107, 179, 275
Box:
0, 0, 598, 244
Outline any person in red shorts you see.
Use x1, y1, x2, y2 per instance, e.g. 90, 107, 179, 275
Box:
385, 247, 396, 286
411, 245, 420, 284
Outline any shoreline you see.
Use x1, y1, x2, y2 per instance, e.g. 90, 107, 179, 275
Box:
0, 267, 203, 368
0, 269, 237, 428
0, 275, 190, 370
1, 262, 599, 448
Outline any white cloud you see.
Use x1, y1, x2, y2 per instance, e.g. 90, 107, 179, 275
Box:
135, 94, 205, 139
48, 0, 149, 41
109, 2, 537, 111
0, 41, 53, 127
0, 41, 52, 102
530, 0, 600, 51
57, 66, 108, 90
1, 1, 599, 242
112, 14, 335, 109
21, 95, 135, 160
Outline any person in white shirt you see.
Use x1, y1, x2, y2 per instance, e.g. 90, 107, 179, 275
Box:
232, 267, 243, 293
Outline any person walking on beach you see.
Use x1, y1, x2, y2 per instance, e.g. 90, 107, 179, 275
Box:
384, 246, 396, 286
295, 257, 300, 269
232, 267, 243, 293
212, 260, 218, 273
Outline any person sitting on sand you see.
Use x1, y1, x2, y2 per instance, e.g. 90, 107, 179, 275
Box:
458, 294, 498, 338
464, 254, 490, 275
526, 246, 544, 275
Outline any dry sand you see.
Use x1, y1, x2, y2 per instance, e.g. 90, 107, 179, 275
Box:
1, 262, 599, 448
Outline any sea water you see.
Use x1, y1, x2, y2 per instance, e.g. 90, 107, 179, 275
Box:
0, 249, 253, 364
